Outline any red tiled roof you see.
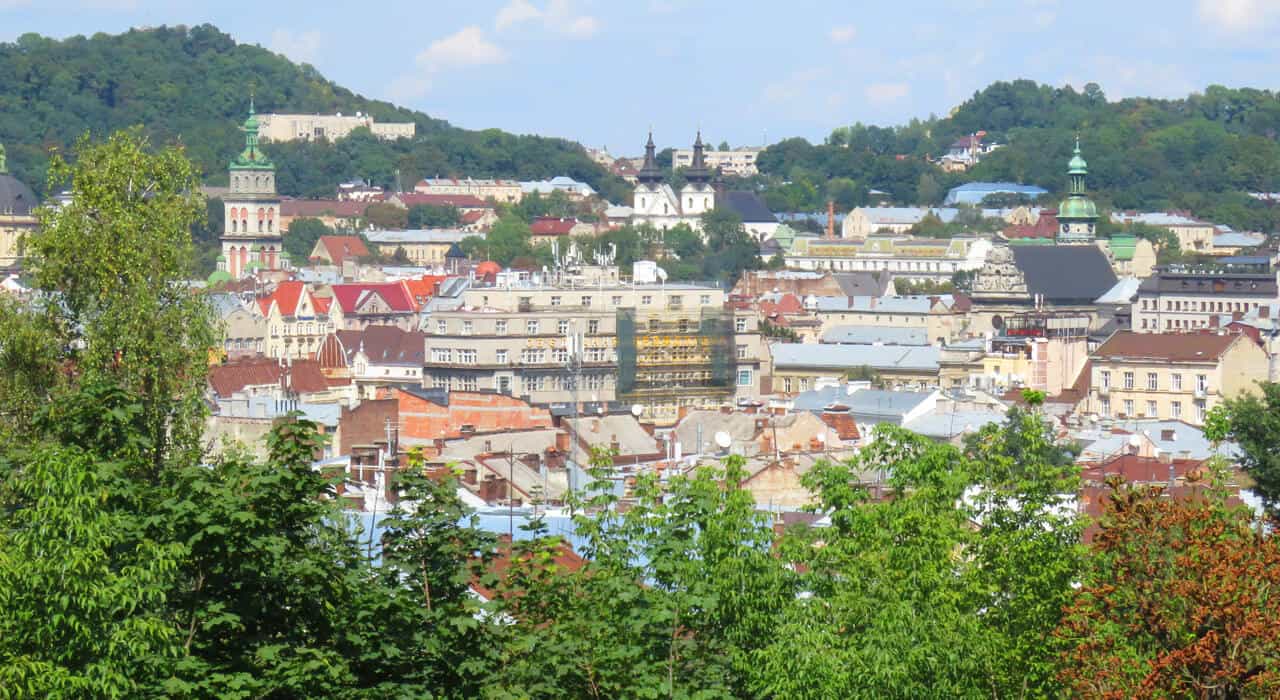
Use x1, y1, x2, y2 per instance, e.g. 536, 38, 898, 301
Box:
209, 358, 283, 396
1002, 209, 1059, 240
402, 274, 447, 304
475, 261, 501, 277
330, 282, 417, 314
529, 217, 579, 236
460, 210, 487, 224
314, 236, 369, 265
313, 296, 333, 313
258, 280, 306, 316
759, 293, 805, 317
1081, 454, 1207, 485
1093, 331, 1240, 363
281, 199, 369, 219
208, 358, 343, 396
395, 193, 491, 210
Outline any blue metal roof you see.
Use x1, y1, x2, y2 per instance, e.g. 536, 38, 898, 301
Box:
944, 182, 1047, 205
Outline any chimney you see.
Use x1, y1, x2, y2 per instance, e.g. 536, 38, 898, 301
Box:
462, 466, 478, 485
720, 404, 733, 415
609, 433, 620, 453
820, 407, 860, 441
808, 437, 822, 452
825, 200, 836, 240
771, 406, 787, 416
555, 430, 571, 454
761, 433, 774, 455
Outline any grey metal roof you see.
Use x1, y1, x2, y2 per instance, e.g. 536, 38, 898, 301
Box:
1010, 246, 1118, 303
0, 173, 36, 216
1094, 277, 1141, 305
820, 325, 930, 346
720, 190, 777, 223
832, 271, 893, 297
770, 343, 940, 372
812, 295, 948, 314
902, 409, 1006, 439
792, 386, 935, 418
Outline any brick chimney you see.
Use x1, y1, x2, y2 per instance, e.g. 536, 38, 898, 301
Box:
479, 474, 508, 503
609, 433, 620, 453
825, 200, 836, 240
761, 432, 774, 455
555, 430, 571, 454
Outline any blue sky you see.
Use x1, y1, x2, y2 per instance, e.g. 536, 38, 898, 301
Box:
4, 0, 1280, 155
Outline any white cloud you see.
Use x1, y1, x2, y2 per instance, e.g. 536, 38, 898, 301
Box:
496, 0, 541, 31
269, 29, 324, 64
390, 26, 507, 100
416, 26, 507, 68
497, 0, 600, 38
865, 82, 910, 104
1198, 0, 1280, 32
829, 25, 856, 43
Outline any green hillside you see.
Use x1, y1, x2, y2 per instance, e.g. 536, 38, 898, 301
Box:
758, 80, 1280, 232
0, 24, 630, 201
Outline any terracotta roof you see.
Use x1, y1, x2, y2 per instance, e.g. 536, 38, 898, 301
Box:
395, 193, 491, 210
1093, 331, 1240, 363
313, 296, 333, 313
1002, 209, 1059, 240
258, 280, 306, 316
529, 217, 579, 236
281, 199, 368, 218
475, 261, 501, 277
402, 274, 447, 304
209, 358, 283, 396
330, 282, 417, 314
759, 293, 805, 317
314, 236, 369, 265
1081, 454, 1207, 485
471, 535, 584, 602
460, 210, 487, 224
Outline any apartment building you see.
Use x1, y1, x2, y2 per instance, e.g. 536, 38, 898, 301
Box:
422, 277, 768, 422
1085, 331, 1269, 425
1110, 211, 1216, 253
414, 177, 523, 203
671, 146, 762, 176
1131, 263, 1279, 332
363, 229, 475, 266
809, 294, 969, 344
785, 235, 992, 282
256, 112, 415, 142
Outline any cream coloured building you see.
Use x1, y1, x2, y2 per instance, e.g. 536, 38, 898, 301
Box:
414, 177, 523, 203
0, 144, 38, 270
256, 112, 415, 142
1086, 330, 1269, 425
1130, 264, 1279, 333
424, 275, 769, 423
1110, 211, 1216, 254
672, 146, 762, 176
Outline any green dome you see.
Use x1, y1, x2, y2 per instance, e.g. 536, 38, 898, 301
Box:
1058, 196, 1098, 220
215, 253, 226, 262
1067, 138, 1087, 174
207, 269, 232, 285
280, 250, 292, 259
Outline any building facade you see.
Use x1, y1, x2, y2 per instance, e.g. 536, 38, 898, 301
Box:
671, 146, 762, 176
0, 142, 37, 271
256, 112, 415, 142
1130, 263, 1279, 332
219, 103, 284, 279
414, 178, 523, 203
785, 235, 992, 281
1086, 331, 1269, 425
421, 278, 768, 423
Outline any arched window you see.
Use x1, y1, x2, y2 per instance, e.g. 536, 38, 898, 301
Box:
231, 219, 237, 233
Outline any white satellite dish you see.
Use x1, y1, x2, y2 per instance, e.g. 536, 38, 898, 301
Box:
631, 404, 644, 418
714, 431, 732, 449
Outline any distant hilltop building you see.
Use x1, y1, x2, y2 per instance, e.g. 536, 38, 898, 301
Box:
414, 177, 523, 204
256, 111, 415, 142
937, 132, 1000, 172
672, 145, 762, 176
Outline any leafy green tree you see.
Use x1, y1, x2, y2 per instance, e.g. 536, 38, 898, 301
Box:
1205, 383, 1280, 515
408, 203, 461, 229
365, 201, 408, 230
283, 217, 333, 261
26, 128, 214, 474
490, 449, 790, 698
460, 215, 531, 266
664, 223, 704, 259
916, 172, 941, 204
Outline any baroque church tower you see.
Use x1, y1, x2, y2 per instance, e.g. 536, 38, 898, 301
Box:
679, 130, 714, 217
1055, 138, 1098, 244
219, 100, 283, 278
630, 130, 717, 231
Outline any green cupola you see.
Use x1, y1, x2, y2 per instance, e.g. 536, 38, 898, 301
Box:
1056, 137, 1097, 243
232, 98, 273, 170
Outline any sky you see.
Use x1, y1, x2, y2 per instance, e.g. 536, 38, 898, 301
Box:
3, 0, 1280, 155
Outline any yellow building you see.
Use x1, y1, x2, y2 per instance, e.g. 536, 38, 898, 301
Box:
0, 144, 38, 271
1086, 330, 1269, 425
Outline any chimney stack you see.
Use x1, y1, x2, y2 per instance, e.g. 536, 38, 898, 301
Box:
825, 200, 836, 240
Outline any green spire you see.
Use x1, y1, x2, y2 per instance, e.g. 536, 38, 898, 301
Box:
232, 97, 273, 170
1057, 136, 1098, 241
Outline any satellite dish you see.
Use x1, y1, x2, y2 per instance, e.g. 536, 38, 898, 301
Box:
714, 431, 732, 449
631, 404, 644, 418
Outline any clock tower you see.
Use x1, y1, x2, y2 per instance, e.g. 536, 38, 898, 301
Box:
219, 100, 283, 278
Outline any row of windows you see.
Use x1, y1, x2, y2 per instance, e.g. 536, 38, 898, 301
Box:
1099, 398, 1206, 422
1100, 370, 1207, 392
1141, 298, 1260, 313
435, 318, 606, 336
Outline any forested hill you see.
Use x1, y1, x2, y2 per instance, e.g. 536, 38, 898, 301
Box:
0, 25, 630, 201
759, 81, 1280, 231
